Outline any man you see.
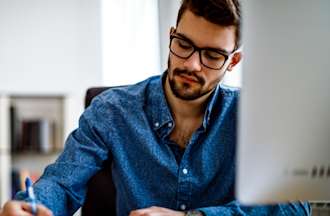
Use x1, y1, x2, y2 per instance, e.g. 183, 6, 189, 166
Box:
0, 0, 310, 215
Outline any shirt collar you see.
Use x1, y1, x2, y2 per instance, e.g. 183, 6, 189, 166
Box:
146, 72, 173, 131
202, 84, 221, 129
145, 71, 225, 132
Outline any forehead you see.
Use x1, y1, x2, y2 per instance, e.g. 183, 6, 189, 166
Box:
177, 10, 236, 52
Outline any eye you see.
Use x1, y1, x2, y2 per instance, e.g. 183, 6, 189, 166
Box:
204, 50, 224, 60
177, 39, 192, 49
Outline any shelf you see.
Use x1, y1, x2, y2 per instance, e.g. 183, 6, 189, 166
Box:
10, 95, 65, 152
0, 94, 66, 203
12, 152, 60, 174
0, 95, 10, 206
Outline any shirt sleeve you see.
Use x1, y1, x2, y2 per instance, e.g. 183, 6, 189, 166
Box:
197, 200, 311, 216
15, 96, 111, 216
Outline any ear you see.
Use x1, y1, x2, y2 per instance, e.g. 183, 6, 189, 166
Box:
227, 52, 242, 71
170, 27, 175, 36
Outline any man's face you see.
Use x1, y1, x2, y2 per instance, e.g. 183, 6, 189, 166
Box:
167, 10, 239, 100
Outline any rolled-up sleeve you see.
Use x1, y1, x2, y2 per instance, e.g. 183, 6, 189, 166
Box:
15, 96, 111, 216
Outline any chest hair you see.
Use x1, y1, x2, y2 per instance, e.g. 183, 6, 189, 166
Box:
169, 118, 202, 148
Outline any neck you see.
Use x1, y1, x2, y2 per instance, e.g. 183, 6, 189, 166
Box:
164, 75, 213, 120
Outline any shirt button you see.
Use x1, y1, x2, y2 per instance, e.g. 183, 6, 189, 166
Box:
168, 122, 173, 127
154, 122, 159, 127
182, 168, 188, 175
180, 204, 186, 210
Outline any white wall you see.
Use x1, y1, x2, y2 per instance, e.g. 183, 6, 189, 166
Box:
0, 0, 102, 94
101, 0, 181, 86
158, 0, 181, 72
101, 0, 161, 86
0, 0, 103, 133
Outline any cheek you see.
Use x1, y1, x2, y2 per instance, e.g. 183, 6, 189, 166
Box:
169, 54, 185, 69
205, 70, 226, 86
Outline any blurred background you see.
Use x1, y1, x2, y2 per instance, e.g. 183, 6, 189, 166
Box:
0, 0, 241, 214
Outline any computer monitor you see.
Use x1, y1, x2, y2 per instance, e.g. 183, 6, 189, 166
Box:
237, 0, 330, 204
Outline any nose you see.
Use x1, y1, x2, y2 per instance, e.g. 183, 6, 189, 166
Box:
183, 51, 202, 71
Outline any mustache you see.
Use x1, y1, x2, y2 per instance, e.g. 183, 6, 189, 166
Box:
173, 68, 205, 85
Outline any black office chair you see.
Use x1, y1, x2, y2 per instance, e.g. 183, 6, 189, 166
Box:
81, 87, 116, 216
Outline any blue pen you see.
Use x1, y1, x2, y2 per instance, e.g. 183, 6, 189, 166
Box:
25, 177, 37, 215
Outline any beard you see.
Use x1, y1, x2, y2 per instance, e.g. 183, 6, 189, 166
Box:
167, 57, 214, 101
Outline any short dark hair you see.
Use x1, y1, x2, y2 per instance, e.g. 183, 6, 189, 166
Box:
176, 0, 241, 50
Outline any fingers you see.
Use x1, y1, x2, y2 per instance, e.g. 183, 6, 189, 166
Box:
21, 202, 53, 216
129, 206, 171, 216
1, 201, 52, 216
129, 206, 185, 216
2, 201, 33, 216
129, 206, 155, 216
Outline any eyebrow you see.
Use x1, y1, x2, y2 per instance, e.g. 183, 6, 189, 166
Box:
174, 32, 231, 55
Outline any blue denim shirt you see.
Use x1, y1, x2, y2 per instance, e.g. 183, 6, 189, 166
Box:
16, 74, 310, 216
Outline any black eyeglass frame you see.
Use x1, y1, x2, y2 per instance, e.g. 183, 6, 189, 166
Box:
169, 34, 233, 70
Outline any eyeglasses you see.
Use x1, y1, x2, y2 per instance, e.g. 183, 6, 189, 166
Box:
169, 34, 231, 70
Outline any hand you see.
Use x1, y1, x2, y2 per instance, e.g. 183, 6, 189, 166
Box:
0, 200, 53, 216
129, 206, 185, 216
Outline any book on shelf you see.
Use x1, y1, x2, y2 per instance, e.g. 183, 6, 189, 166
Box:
10, 106, 56, 153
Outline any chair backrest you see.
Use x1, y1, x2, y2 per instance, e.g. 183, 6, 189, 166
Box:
84, 87, 111, 108
81, 87, 116, 216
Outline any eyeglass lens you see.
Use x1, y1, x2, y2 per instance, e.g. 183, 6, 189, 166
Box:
170, 37, 227, 70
